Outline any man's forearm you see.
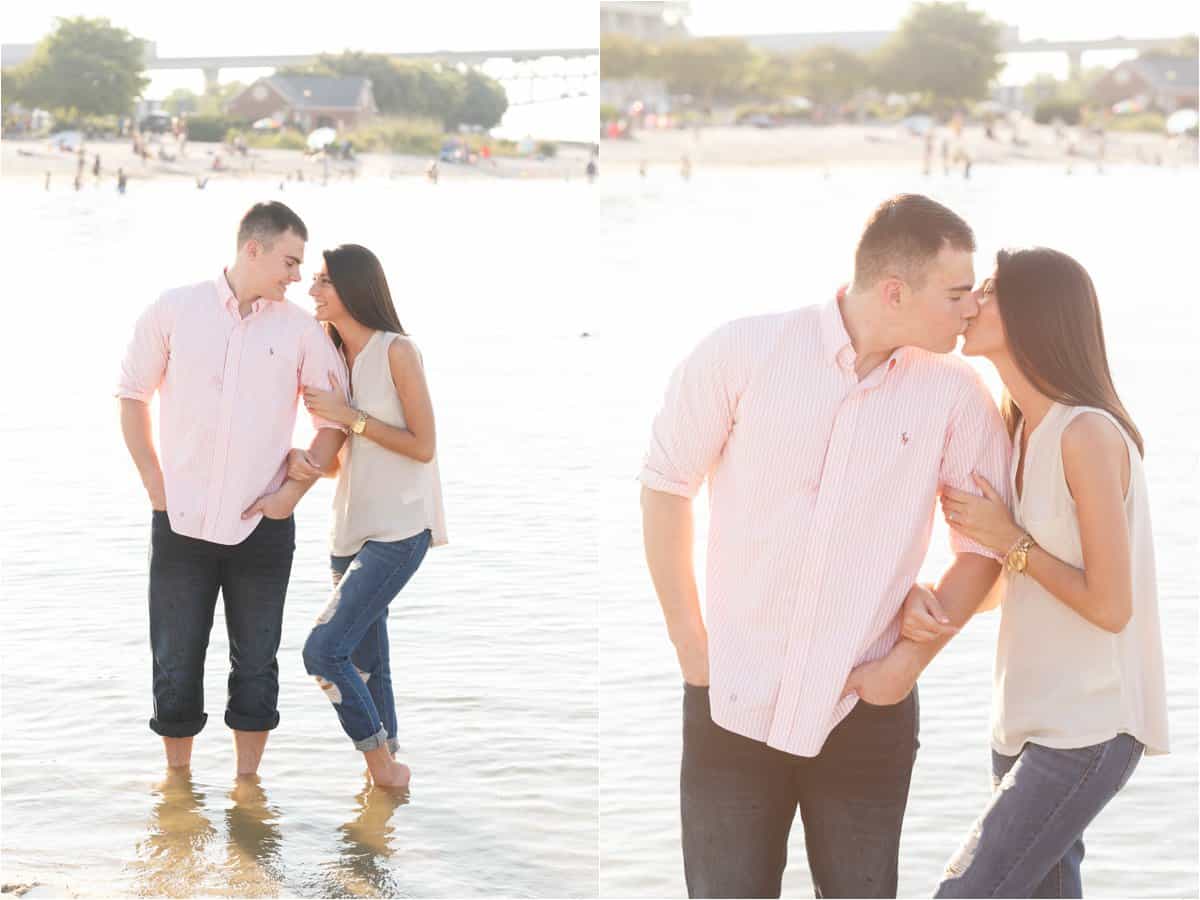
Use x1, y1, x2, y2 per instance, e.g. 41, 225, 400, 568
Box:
119, 398, 162, 484
640, 486, 705, 647
898, 553, 1002, 674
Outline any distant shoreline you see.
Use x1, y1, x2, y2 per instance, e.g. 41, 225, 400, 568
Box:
1, 137, 594, 185
599, 122, 1196, 171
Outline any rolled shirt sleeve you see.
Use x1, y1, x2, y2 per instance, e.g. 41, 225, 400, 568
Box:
116, 294, 171, 403
299, 319, 351, 431
639, 323, 747, 499
940, 369, 1014, 560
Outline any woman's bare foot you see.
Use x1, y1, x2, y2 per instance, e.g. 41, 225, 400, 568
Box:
362, 745, 411, 789
373, 760, 411, 790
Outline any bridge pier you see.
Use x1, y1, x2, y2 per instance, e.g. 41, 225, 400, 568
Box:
202, 66, 220, 93
1066, 50, 1083, 81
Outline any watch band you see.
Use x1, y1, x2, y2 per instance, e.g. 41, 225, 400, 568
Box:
351, 409, 369, 434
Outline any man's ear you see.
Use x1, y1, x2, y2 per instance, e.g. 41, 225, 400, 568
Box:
881, 276, 904, 308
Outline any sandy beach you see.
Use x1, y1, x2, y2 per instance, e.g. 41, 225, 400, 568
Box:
600, 122, 1196, 171
1, 136, 595, 187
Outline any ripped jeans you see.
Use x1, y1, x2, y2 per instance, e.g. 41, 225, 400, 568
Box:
302, 530, 430, 752
935, 733, 1144, 898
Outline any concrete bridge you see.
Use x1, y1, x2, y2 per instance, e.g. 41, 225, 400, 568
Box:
1, 42, 598, 95
739, 29, 1187, 78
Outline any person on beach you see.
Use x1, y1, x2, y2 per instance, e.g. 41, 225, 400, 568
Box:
901, 248, 1169, 898
117, 201, 350, 776
285, 243, 447, 790
640, 193, 1011, 898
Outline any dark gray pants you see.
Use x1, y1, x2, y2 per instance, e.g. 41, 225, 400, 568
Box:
680, 683, 919, 899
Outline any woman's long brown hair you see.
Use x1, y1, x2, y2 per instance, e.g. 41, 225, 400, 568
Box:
322, 244, 406, 350
994, 247, 1144, 456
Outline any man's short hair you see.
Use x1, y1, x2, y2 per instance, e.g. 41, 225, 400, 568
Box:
853, 194, 974, 290
236, 201, 308, 251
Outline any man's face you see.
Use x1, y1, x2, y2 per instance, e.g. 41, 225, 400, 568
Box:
902, 245, 978, 354
247, 229, 305, 302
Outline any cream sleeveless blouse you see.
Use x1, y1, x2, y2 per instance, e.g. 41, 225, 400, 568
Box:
991, 403, 1168, 756
331, 331, 448, 556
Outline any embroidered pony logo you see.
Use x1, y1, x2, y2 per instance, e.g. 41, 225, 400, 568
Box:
901, 432, 911, 446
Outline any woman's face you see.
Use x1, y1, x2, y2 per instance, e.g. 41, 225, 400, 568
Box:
960, 272, 1006, 357
309, 265, 347, 322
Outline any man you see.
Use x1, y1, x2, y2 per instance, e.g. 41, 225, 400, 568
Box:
118, 201, 349, 776
640, 194, 1011, 898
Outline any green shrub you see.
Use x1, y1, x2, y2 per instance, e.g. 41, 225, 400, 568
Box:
600, 103, 619, 122
227, 128, 308, 151
1033, 100, 1082, 125
185, 115, 235, 142
343, 117, 443, 155
1103, 112, 1167, 133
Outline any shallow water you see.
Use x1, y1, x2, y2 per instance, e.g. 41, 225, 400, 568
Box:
0, 175, 599, 897
596, 164, 1199, 899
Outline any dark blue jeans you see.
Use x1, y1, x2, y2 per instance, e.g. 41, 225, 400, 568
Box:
935, 733, 1144, 898
681, 683, 919, 899
148, 511, 294, 737
302, 530, 431, 752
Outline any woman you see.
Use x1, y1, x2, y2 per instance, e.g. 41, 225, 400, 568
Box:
292, 243, 447, 790
904, 247, 1168, 897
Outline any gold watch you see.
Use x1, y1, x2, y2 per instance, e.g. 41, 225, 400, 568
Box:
351, 409, 369, 435
1005, 533, 1036, 574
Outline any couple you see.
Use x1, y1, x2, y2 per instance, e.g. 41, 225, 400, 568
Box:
640, 194, 1168, 898
117, 201, 446, 790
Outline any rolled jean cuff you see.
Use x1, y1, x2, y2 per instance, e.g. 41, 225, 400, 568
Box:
387, 736, 400, 755
149, 712, 208, 738
224, 709, 280, 732
353, 726, 390, 752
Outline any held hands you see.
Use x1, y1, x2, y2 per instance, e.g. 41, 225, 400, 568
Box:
941, 473, 1023, 555
303, 371, 353, 427
900, 582, 959, 643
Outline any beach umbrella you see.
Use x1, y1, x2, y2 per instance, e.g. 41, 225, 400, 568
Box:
306, 127, 337, 150
50, 130, 82, 150
898, 114, 934, 135
1166, 108, 1199, 135
1110, 97, 1146, 115
252, 117, 282, 131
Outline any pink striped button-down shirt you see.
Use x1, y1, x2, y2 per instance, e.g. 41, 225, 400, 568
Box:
117, 273, 349, 545
640, 294, 1011, 757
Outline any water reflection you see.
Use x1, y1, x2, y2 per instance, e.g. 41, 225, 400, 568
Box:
130, 769, 218, 897
129, 770, 285, 898
222, 774, 283, 897
318, 779, 409, 896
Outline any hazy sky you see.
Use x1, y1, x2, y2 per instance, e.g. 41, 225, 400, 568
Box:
2, 0, 597, 54
685, 0, 1197, 42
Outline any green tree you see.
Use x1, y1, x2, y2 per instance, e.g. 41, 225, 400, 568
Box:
797, 46, 872, 105
656, 37, 757, 104
279, 52, 505, 128
16, 17, 148, 116
163, 87, 198, 115
599, 34, 655, 80
1139, 34, 1198, 59
873, 2, 1003, 103
451, 69, 507, 129
744, 53, 804, 101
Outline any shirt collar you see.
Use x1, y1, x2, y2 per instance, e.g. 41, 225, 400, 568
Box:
820, 287, 856, 371
821, 286, 908, 376
218, 269, 262, 315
